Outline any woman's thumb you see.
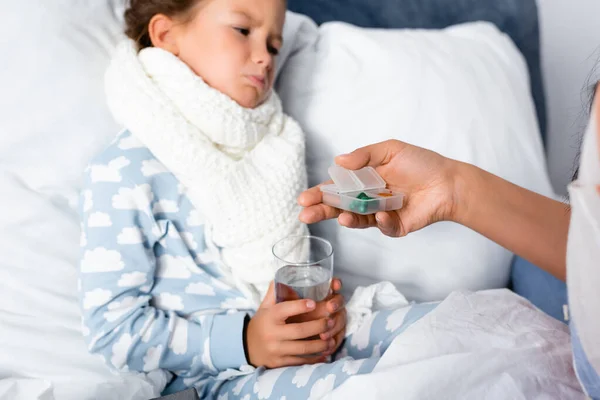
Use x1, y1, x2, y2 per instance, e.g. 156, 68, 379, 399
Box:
335, 141, 395, 170
335, 149, 370, 170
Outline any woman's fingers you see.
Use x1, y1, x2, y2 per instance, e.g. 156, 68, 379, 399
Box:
299, 203, 342, 224
334, 210, 405, 237
298, 181, 349, 224
337, 212, 377, 229
374, 211, 404, 237
297, 184, 326, 207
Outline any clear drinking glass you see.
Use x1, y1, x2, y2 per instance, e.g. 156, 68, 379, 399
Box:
272, 235, 334, 303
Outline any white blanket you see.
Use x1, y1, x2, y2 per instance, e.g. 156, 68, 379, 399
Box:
329, 290, 583, 400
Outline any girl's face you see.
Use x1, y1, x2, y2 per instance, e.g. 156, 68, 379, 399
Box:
170, 0, 285, 109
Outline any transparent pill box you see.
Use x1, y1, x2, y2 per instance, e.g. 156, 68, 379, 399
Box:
320, 166, 404, 215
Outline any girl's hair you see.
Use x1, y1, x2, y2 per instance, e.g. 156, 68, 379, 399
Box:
124, 0, 201, 50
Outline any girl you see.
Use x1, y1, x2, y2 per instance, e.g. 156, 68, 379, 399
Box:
79, 0, 429, 397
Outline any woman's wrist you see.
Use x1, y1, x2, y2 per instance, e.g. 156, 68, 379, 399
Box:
445, 158, 481, 226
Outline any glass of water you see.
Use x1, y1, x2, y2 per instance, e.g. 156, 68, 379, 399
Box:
272, 235, 333, 303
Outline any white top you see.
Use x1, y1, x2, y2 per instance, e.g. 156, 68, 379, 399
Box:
567, 98, 600, 373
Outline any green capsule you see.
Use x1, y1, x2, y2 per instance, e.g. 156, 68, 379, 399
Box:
351, 192, 371, 213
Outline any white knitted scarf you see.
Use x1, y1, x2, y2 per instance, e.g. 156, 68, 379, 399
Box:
105, 40, 308, 306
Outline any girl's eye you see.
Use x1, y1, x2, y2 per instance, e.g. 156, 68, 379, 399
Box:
235, 27, 250, 36
268, 45, 279, 56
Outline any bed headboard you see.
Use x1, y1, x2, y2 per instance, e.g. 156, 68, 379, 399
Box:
287, 0, 547, 145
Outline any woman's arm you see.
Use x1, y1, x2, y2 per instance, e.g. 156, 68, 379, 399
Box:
298, 140, 569, 281
453, 161, 569, 281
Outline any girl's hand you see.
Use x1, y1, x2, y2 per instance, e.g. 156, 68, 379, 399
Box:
287, 278, 347, 355
319, 279, 346, 356
246, 283, 337, 368
298, 140, 460, 238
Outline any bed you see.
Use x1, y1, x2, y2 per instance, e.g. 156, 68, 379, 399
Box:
0, 0, 571, 399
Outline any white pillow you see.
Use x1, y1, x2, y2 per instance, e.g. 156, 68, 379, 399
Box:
0, 2, 169, 399
276, 20, 555, 302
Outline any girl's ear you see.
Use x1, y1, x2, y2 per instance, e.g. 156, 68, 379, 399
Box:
148, 14, 180, 56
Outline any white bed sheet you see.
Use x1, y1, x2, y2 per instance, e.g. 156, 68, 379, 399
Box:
330, 290, 583, 399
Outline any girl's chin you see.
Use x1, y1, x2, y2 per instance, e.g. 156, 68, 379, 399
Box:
231, 87, 270, 109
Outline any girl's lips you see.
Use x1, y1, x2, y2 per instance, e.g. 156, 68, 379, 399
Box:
246, 75, 266, 89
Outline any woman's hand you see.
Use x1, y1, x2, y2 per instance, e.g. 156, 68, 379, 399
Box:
299, 139, 571, 281
298, 140, 460, 237
246, 282, 338, 368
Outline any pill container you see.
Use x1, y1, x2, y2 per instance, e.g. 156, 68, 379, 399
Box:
320, 166, 404, 215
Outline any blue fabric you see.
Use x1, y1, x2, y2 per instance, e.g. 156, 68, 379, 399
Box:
287, 0, 547, 145
210, 303, 437, 399
510, 256, 568, 322
79, 131, 253, 393
210, 313, 249, 371
571, 322, 600, 399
